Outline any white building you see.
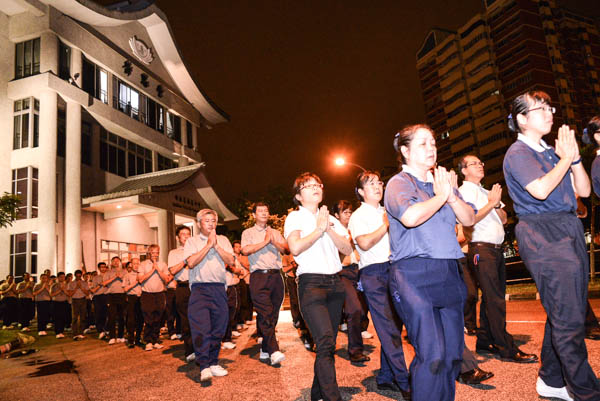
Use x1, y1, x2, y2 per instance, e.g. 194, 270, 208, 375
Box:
0, 0, 237, 278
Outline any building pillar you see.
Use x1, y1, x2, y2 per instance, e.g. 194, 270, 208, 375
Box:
71, 47, 82, 87
157, 209, 169, 264
38, 90, 58, 272
192, 124, 198, 151
64, 101, 81, 274
40, 31, 58, 74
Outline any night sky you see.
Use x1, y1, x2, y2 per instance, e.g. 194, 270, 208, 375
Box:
99, 0, 599, 209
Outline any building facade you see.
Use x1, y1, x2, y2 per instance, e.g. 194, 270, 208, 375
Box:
0, 0, 236, 278
416, 0, 600, 186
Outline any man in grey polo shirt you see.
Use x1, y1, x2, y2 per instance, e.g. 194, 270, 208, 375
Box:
241, 202, 287, 366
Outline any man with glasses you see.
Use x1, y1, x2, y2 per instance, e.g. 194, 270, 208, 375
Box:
459, 155, 538, 364
241, 202, 287, 366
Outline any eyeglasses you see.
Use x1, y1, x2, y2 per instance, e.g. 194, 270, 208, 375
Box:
299, 183, 323, 191
528, 106, 556, 114
364, 181, 384, 187
466, 161, 484, 167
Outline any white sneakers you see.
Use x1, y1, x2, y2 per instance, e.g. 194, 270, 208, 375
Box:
231, 330, 241, 337
222, 342, 236, 349
56, 333, 65, 339
259, 350, 270, 360
210, 365, 228, 376
257, 337, 263, 344
536, 377, 574, 401
170, 334, 179, 340
270, 351, 285, 365
108, 338, 117, 345
73, 335, 85, 341
117, 338, 126, 343
98, 332, 106, 340
340, 323, 348, 332
186, 353, 196, 363
200, 368, 212, 382
145, 343, 153, 351
38, 331, 47, 336
21, 327, 30, 332
153, 343, 164, 349
361, 331, 373, 339
83, 328, 91, 334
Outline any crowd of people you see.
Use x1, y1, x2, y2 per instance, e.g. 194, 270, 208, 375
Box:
1, 90, 600, 401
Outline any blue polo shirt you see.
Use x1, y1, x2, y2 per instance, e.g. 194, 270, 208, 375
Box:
503, 135, 576, 216
384, 167, 464, 262
592, 153, 600, 198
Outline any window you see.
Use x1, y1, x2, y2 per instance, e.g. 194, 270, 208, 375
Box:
82, 57, 109, 104
57, 110, 66, 157
166, 112, 181, 142
14, 38, 40, 79
100, 240, 148, 264
58, 41, 71, 81
10, 232, 38, 278
13, 98, 39, 150
81, 122, 92, 166
158, 154, 178, 171
100, 130, 153, 178
127, 142, 152, 177
11, 167, 38, 220
116, 79, 140, 120
186, 121, 193, 148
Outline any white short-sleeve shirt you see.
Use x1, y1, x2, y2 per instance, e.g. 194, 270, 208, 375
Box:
458, 180, 505, 245
283, 206, 347, 276
348, 202, 390, 269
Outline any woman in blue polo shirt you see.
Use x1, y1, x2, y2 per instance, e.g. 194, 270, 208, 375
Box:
503, 91, 599, 401
384, 124, 474, 401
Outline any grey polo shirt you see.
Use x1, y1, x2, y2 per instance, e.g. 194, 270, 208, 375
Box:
104, 268, 126, 294
138, 260, 168, 293
67, 280, 89, 299
168, 247, 188, 282
16, 282, 33, 299
183, 233, 233, 286
123, 271, 142, 297
34, 283, 51, 301
0, 282, 17, 299
241, 225, 283, 273
51, 282, 68, 302
91, 274, 107, 296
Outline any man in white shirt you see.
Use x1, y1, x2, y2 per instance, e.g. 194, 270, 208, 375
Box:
241, 202, 287, 365
459, 155, 537, 364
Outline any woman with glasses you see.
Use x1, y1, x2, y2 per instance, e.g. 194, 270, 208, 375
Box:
284, 172, 352, 401
504, 91, 599, 401
384, 124, 474, 401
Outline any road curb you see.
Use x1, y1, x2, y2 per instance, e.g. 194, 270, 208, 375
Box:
506, 289, 600, 301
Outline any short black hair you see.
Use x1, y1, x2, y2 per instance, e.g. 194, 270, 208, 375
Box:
354, 171, 381, 202
253, 202, 269, 213
74, 269, 82, 275
97, 262, 107, 269
332, 200, 352, 216
508, 91, 551, 133
57, 272, 65, 277
175, 225, 191, 236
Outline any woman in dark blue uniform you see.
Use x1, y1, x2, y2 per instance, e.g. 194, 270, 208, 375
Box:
384, 124, 474, 401
503, 91, 600, 401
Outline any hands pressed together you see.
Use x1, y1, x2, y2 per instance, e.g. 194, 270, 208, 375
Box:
433, 166, 458, 204
555, 124, 580, 163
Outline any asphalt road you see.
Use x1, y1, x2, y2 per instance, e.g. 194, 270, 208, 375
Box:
1, 299, 599, 401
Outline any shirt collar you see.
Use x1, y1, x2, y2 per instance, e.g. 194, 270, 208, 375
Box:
253, 224, 268, 232
402, 164, 434, 183
461, 180, 483, 190
517, 133, 551, 153
361, 202, 384, 212
298, 205, 318, 216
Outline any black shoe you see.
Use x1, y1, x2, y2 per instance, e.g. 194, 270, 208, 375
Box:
466, 328, 477, 336
586, 326, 600, 340
475, 343, 500, 355
376, 383, 411, 400
349, 353, 370, 363
458, 368, 494, 384
127, 343, 134, 349
501, 350, 538, 363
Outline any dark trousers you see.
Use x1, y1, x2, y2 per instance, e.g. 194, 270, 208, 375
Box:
36, 300, 51, 331
53, 301, 70, 334
18, 298, 34, 327
461, 346, 479, 373
71, 298, 87, 336
468, 243, 517, 357
162, 288, 179, 335
286, 275, 313, 345
389, 258, 465, 401
66, 301, 72, 328
175, 284, 193, 356
86, 299, 94, 328
298, 273, 345, 401
188, 283, 228, 370
238, 280, 253, 322
107, 293, 126, 339
126, 295, 143, 344
141, 291, 166, 344
359, 262, 409, 389
249, 270, 284, 355
338, 264, 366, 357
2, 297, 18, 326
516, 212, 600, 400
93, 294, 108, 333
459, 256, 478, 331
223, 285, 239, 342
586, 300, 599, 330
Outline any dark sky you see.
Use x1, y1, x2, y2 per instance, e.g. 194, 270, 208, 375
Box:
101, 0, 599, 208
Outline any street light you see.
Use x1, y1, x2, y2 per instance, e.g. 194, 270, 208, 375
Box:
334, 157, 366, 172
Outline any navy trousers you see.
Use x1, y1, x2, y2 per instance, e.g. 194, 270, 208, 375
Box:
459, 256, 478, 332
249, 270, 284, 355
188, 283, 228, 370
175, 284, 193, 356
36, 300, 51, 332
126, 295, 143, 344
338, 264, 367, 357
389, 258, 465, 401
359, 262, 409, 390
93, 294, 108, 333
223, 285, 239, 342
516, 212, 600, 400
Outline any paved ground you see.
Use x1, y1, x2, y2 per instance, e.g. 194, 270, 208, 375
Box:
1, 299, 599, 401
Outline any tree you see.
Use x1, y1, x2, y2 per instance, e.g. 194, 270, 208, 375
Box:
0, 192, 20, 228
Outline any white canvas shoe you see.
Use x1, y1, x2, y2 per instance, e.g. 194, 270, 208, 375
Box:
170, 334, 178, 340
56, 333, 65, 339
222, 341, 236, 349
98, 332, 106, 340
361, 331, 373, 339
231, 330, 241, 337
259, 350, 270, 360
257, 337, 263, 344
117, 338, 126, 343
153, 343, 164, 349
536, 377, 574, 401
200, 368, 212, 382
38, 331, 47, 336
186, 353, 196, 363
270, 351, 285, 365
145, 343, 153, 351
340, 323, 348, 332
209, 365, 228, 377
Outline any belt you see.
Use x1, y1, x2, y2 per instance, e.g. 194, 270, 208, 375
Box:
176, 281, 189, 287
253, 269, 280, 275
470, 242, 502, 249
